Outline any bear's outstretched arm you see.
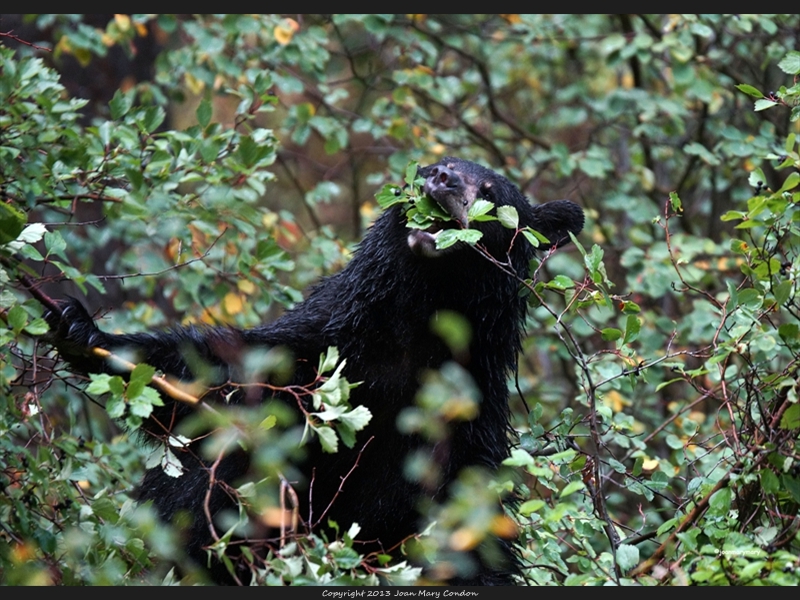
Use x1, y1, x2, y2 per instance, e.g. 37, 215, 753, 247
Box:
45, 296, 240, 383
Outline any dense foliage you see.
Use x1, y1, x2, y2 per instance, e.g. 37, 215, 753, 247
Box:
1, 14, 799, 585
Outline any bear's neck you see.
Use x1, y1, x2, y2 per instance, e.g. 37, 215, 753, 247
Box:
323, 209, 531, 397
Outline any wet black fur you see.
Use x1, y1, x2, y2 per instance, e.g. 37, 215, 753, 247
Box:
46, 157, 584, 585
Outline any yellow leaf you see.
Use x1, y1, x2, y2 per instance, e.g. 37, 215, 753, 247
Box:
224, 292, 244, 315
261, 507, 296, 528
442, 396, 479, 421
603, 390, 628, 411
165, 238, 182, 262
490, 515, 518, 538
188, 223, 207, 250
11, 542, 36, 563
262, 212, 279, 229
114, 14, 131, 32
688, 410, 707, 424
54, 36, 71, 58
200, 307, 221, 325
449, 527, 482, 551
184, 72, 205, 96
621, 72, 635, 89
641, 458, 660, 472
274, 18, 299, 45
237, 279, 256, 295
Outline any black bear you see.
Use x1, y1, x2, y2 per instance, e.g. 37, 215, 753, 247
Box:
45, 157, 584, 585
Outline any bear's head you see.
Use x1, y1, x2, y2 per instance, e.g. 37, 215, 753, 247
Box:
406, 157, 584, 259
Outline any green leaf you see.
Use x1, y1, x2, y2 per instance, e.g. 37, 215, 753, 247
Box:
545, 275, 575, 291
127, 364, 154, 401
708, 487, 732, 514
656, 377, 684, 392
518, 499, 545, 515
780, 403, 800, 430
778, 50, 800, 75
616, 544, 639, 572
747, 168, 766, 189
608, 458, 626, 473
140, 106, 166, 133
737, 288, 762, 309
24, 318, 49, 336
683, 143, 719, 166
375, 184, 406, 209
622, 315, 641, 344
98, 121, 111, 147
434, 228, 483, 250
497, 205, 519, 229
619, 300, 640, 314
131, 363, 156, 385
773, 281, 793, 306
44, 230, 67, 260
467, 199, 495, 221
106, 394, 126, 419
338, 405, 372, 432
777, 172, 800, 194
559, 480, 585, 498
7, 305, 27, 333
735, 83, 764, 98
503, 448, 535, 467
92, 497, 120, 523
760, 468, 780, 494
782, 474, 800, 503
601, 328, 622, 341
657, 517, 679, 536
665, 434, 684, 449
161, 448, 185, 478
237, 135, 258, 168
786, 133, 796, 154
754, 99, 778, 111
721, 210, 746, 222
319, 346, 340, 374
199, 137, 223, 164
86, 373, 114, 395
314, 404, 347, 423
109, 89, 133, 119
404, 161, 419, 187
129, 387, 162, 418
196, 98, 212, 129
314, 425, 338, 453
779, 323, 799, 342
521, 229, 540, 248
0, 202, 27, 244
431, 310, 472, 354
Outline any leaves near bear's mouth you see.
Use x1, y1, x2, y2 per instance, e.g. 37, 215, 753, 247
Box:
375, 161, 551, 253
375, 161, 488, 250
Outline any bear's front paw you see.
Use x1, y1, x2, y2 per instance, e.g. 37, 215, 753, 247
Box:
44, 297, 109, 363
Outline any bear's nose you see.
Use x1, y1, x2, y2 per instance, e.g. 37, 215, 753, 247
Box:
423, 166, 470, 225
423, 165, 461, 196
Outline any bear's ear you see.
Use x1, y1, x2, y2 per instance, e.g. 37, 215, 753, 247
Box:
530, 200, 585, 249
